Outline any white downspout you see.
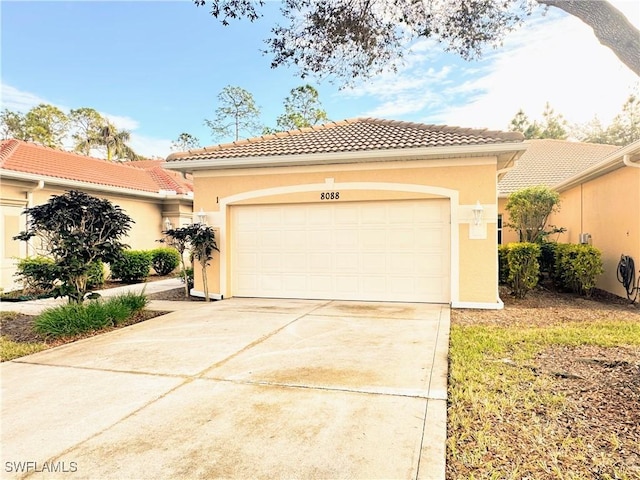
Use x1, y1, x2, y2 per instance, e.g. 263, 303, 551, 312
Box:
623, 154, 640, 168
25, 180, 45, 256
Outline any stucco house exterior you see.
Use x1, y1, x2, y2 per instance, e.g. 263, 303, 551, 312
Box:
0, 139, 194, 291
165, 118, 526, 309
497, 139, 619, 244
549, 140, 640, 299
497, 138, 640, 300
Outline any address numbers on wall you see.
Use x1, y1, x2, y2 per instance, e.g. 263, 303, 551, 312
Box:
320, 192, 340, 200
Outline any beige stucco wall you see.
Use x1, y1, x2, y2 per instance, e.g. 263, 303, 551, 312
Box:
192, 156, 502, 306
550, 166, 640, 299
1, 180, 192, 291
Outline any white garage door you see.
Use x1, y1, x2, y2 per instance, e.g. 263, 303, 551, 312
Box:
231, 199, 450, 303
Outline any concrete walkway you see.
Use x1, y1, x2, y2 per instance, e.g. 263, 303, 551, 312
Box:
0, 278, 185, 315
1, 293, 450, 479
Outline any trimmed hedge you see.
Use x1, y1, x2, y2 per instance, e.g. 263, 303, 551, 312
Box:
499, 242, 604, 298
87, 260, 105, 288
151, 248, 181, 276
553, 243, 604, 296
14, 256, 57, 294
506, 242, 540, 299
110, 250, 152, 283
498, 245, 510, 285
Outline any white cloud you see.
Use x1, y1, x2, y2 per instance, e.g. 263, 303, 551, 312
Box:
436, 11, 639, 130
341, 4, 639, 131
129, 134, 172, 160
1, 83, 171, 158
102, 113, 139, 132
1, 83, 67, 112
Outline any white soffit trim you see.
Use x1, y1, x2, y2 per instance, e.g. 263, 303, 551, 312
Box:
193, 156, 497, 178
164, 143, 527, 172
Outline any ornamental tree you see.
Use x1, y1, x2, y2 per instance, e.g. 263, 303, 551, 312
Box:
14, 190, 134, 303
159, 226, 193, 299
185, 223, 219, 302
160, 223, 219, 301
505, 185, 562, 243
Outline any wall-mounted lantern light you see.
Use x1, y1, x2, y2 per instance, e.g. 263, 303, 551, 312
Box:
163, 218, 173, 231
197, 208, 207, 225
472, 201, 484, 226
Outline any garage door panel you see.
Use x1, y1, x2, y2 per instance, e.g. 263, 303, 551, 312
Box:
389, 228, 416, 249
232, 199, 450, 303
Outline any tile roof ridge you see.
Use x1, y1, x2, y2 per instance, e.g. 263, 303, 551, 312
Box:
344, 117, 524, 141
0, 139, 21, 166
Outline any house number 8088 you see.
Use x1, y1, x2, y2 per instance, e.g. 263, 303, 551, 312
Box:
320, 192, 340, 200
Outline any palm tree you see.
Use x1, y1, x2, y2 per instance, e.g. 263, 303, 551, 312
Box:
91, 122, 138, 161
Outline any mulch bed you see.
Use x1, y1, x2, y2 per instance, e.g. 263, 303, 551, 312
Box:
1, 310, 168, 349
451, 285, 640, 477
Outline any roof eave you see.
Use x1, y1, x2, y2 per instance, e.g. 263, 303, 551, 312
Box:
163, 142, 527, 173
0, 169, 194, 201
554, 140, 640, 192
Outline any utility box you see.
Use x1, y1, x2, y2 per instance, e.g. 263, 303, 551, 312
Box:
579, 233, 592, 245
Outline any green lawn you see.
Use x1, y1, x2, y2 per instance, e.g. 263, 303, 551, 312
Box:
1, 336, 48, 361
447, 320, 640, 479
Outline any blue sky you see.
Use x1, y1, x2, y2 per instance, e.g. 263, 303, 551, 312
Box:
1, 1, 638, 158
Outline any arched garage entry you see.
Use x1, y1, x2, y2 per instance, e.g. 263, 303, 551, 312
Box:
217, 182, 459, 304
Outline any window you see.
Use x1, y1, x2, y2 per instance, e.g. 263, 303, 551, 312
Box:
497, 214, 503, 245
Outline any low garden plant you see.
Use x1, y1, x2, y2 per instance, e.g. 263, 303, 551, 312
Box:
34, 292, 149, 338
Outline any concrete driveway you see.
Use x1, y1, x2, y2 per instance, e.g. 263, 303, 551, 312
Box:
1, 298, 450, 480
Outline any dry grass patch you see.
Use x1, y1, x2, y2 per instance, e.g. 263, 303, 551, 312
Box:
448, 287, 639, 479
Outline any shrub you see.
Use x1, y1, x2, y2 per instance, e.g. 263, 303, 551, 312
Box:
507, 242, 540, 299
538, 242, 558, 277
14, 257, 58, 294
13, 190, 133, 304
109, 291, 149, 314
34, 292, 148, 338
151, 248, 181, 276
177, 267, 194, 290
498, 245, 510, 285
110, 250, 152, 283
87, 260, 105, 288
554, 244, 604, 296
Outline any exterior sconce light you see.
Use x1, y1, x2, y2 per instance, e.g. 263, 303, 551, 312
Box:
197, 208, 207, 225
472, 201, 484, 226
163, 218, 173, 230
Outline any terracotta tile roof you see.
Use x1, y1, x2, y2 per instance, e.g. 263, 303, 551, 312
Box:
0, 139, 193, 194
166, 117, 524, 162
498, 139, 620, 196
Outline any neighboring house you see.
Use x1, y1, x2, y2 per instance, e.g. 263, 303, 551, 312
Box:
165, 118, 526, 309
497, 139, 619, 244
549, 141, 640, 299
497, 138, 640, 300
0, 139, 194, 291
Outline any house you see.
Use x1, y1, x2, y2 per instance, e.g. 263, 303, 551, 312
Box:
497, 139, 619, 244
164, 118, 526, 309
497, 138, 640, 300
548, 140, 640, 299
0, 139, 194, 291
